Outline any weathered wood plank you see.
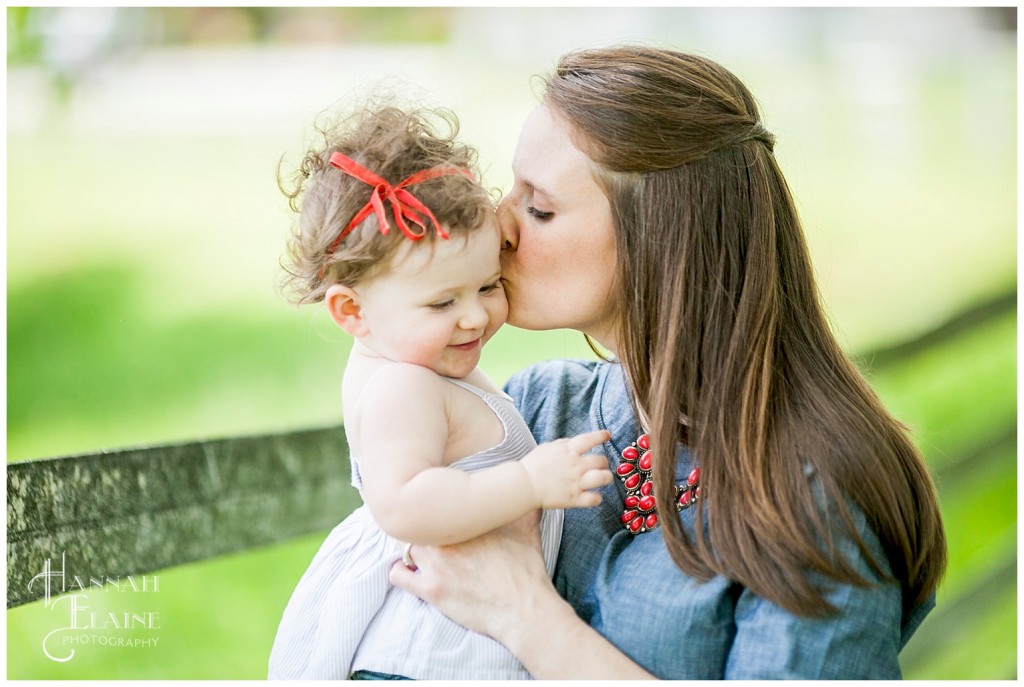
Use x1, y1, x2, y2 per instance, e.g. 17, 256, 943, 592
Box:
7, 425, 357, 608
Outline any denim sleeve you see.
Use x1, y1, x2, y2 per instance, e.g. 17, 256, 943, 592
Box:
725, 504, 907, 679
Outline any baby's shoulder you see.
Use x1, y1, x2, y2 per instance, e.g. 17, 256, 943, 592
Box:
346, 363, 449, 446
354, 362, 446, 408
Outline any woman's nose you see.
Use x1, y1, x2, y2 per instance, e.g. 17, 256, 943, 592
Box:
496, 196, 518, 251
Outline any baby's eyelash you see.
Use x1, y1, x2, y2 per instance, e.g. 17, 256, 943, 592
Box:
480, 281, 503, 294
428, 300, 454, 311
527, 206, 553, 221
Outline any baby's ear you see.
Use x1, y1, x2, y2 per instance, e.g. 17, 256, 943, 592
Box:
324, 284, 368, 337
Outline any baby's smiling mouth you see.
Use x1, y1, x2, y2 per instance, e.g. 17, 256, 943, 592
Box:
450, 338, 481, 351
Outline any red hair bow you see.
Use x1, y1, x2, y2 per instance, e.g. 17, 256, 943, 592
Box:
325, 151, 473, 254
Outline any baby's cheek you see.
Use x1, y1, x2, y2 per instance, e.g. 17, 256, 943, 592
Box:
396, 336, 447, 368
492, 294, 510, 328
482, 310, 507, 345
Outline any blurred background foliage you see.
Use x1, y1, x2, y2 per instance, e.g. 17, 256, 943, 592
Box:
6, 6, 1016, 680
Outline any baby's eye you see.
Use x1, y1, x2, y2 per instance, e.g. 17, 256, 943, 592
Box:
428, 300, 454, 311
527, 206, 554, 221
480, 281, 503, 294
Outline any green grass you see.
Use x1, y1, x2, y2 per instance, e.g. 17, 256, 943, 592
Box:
6, 534, 325, 679
928, 594, 1017, 680
7, 261, 338, 460
867, 314, 1017, 679
867, 313, 1017, 465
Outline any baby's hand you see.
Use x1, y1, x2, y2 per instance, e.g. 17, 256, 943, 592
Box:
520, 430, 614, 509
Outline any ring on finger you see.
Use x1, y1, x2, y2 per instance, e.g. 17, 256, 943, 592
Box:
402, 542, 418, 571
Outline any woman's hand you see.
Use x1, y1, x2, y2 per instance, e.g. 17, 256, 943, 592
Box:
389, 509, 551, 642
391, 509, 656, 679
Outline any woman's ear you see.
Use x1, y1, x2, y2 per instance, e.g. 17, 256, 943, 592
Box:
324, 284, 369, 337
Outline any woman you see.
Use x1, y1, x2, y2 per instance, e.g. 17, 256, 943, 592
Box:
391, 45, 947, 679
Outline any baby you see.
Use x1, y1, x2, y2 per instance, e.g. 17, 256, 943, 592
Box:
267, 102, 612, 680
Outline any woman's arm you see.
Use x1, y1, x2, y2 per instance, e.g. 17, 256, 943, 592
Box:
356, 364, 611, 546
725, 503, 910, 679
388, 513, 655, 680
724, 581, 905, 679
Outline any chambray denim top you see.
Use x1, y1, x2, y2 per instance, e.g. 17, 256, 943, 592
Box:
504, 359, 934, 679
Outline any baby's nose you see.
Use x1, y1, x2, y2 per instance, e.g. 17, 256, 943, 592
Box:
460, 300, 489, 329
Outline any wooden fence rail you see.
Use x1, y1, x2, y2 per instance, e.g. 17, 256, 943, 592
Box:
8, 426, 354, 608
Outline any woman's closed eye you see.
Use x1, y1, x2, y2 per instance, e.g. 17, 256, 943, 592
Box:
527, 206, 554, 221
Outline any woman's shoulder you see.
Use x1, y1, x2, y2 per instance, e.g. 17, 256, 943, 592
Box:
505, 357, 607, 388
503, 358, 622, 407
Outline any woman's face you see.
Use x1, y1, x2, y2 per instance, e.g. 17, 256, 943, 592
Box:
497, 103, 619, 350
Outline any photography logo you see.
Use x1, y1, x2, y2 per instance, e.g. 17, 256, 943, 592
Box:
28, 552, 161, 662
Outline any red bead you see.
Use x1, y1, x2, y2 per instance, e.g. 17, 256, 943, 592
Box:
687, 467, 701, 486
621, 433, 708, 534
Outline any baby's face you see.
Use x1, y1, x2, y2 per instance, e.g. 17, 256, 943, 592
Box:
354, 217, 508, 379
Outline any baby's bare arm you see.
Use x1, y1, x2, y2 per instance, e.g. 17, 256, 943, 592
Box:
356, 365, 610, 545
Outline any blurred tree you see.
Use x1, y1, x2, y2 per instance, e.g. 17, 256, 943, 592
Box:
7, 7, 44, 64
6, 7, 157, 107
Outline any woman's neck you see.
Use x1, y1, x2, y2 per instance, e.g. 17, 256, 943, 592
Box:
585, 325, 620, 359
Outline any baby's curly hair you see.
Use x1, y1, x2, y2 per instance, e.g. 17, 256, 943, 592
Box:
280, 102, 496, 305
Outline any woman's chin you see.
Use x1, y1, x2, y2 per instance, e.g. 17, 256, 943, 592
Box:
504, 310, 544, 331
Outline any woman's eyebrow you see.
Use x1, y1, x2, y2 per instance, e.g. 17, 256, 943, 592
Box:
521, 177, 556, 201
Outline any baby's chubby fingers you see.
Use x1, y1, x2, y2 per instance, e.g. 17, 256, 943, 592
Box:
567, 429, 612, 455
580, 466, 614, 491
583, 451, 610, 472
580, 450, 613, 491
521, 429, 613, 510
572, 490, 603, 508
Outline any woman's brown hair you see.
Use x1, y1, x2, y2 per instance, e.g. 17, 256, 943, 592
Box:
544, 46, 946, 617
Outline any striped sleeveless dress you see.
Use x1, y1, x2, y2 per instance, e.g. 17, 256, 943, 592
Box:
267, 377, 563, 680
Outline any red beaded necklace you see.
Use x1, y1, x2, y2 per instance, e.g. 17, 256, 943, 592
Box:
617, 433, 701, 534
